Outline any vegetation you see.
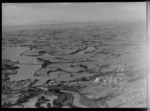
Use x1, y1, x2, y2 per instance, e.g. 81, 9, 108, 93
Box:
35, 101, 41, 108
37, 96, 49, 103
47, 103, 51, 108
53, 99, 63, 108
15, 94, 29, 105
80, 77, 89, 81
2, 21, 146, 108
2, 101, 12, 108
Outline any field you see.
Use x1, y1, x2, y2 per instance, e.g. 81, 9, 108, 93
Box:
2, 20, 147, 108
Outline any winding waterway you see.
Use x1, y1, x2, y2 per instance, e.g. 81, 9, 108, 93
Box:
2, 45, 88, 108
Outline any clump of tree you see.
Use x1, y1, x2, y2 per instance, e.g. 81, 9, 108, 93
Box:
38, 50, 46, 55
37, 96, 49, 104
80, 77, 89, 81
2, 64, 20, 70
15, 94, 30, 105
35, 101, 41, 108
2, 101, 12, 108
48, 88, 60, 94
53, 99, 63, 108
47, 103, 51, 108
41, 61, 51, 68
70, 64, 75, 67
79, 64, 88, 70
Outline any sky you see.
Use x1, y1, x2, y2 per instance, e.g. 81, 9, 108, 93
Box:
2, 2, 146, 26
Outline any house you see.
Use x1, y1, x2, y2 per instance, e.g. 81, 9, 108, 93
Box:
94, 78, 100, 83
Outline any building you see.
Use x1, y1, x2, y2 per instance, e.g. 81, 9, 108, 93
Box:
93, 78, 100, 83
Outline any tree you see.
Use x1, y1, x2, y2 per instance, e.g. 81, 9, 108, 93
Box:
53, 99, 63, 108
47, 103, 51, 108
40, 96, 45, 100
41, 62, 50, 68
53, 89, 60, 93
70, 64, 74, 67
38, 96, 45, 101
67, 103, 73, 107
35, 101, 41, 108
15, 94, 29, 104
39, 51, 46, 55
79, 64, 88, 69
80, 77, 87, 81
2, 101, 11, 108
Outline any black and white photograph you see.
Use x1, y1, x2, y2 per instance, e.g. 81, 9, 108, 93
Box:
2, 2, 147, 108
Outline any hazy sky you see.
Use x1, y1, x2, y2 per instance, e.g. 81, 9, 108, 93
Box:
2, 2, 146, 26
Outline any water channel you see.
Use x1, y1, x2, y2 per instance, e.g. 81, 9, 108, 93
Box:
2, 46, 48, 81
2, 45, 88, 108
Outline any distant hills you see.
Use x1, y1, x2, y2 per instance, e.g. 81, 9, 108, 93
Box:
32, 19, 71, 25
2, 19, 145, 32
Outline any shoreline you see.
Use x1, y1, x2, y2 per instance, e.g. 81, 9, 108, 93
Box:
2, 20, 147, 108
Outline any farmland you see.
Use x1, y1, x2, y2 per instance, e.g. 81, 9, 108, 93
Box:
2, 20, 147, 108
